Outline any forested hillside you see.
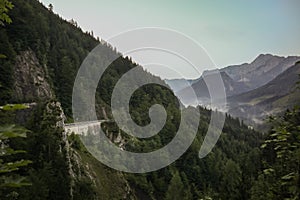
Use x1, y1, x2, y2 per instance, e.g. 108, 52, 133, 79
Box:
0, 0, 106, 118
0, 0, 299, 199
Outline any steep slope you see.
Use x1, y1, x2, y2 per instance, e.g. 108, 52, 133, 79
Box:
0, 0, 162, 199
13, 50, 54, 102
227, 62, 300, 125
0, 0, 187, 199
0, 1, 272, 200
221, 54, 300, 91
169, 54, 299, 107
1, 0, 97, 108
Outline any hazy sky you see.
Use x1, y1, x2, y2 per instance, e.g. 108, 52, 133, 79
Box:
40, 0, 300, 79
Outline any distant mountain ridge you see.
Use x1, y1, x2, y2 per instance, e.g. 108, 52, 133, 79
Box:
220, 54, 300, 91
227, 61, 300, 125
167, 54, 300, 100
166, 54, 300, 127
177, 71, 251, 106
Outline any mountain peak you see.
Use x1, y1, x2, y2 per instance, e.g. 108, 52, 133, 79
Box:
256, 53, 273, 58
252, 54, 279, 64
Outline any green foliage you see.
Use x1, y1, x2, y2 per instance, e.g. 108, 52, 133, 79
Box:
17, 101, 72, 200
123, 109, 263, 200
220, 159, 242, 200
0, 125, 31, 199
251, 106, 300, 200
165, 171, 185, 200
1, 104, 28, 111
73, 178, 96, 200
0, 25, 16, 103
0, 0, 13, 25
0, 0, 298, 199
0, 104, 32, 199
68, 133, 85, 151
0, 124, 27, 139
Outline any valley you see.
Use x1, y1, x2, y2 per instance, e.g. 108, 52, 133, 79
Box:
0, 0, 299, 200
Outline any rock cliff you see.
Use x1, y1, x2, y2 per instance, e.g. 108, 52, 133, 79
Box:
13, 50, 53, 102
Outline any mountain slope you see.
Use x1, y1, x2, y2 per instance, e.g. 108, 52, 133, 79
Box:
177, 71, 250, 106
0, 0, 142, 198
169, 54, 299, 107
0, 1, 280, 200
221, 54, 300, 91
227, 61, 300, 125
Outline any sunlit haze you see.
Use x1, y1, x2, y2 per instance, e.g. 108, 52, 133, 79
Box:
40, 0, 300, 79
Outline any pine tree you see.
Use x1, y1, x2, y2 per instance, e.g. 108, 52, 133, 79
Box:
220, 159, 242, 200
165, 171, 185, 200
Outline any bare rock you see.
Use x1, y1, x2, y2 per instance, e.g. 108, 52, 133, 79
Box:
13, 50, 53, 102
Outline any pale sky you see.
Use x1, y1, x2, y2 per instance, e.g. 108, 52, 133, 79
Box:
40, 0, 300, 79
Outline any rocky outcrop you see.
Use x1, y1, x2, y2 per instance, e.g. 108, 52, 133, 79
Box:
13, 50, 53, 102
45, 101, 75, 198
55, 101, 135, 199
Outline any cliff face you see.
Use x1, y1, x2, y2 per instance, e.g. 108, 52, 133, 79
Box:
7, 47, 134, 199
13, 50, 53, 102
0, 0, 138, 197
45, 101, 136, 200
